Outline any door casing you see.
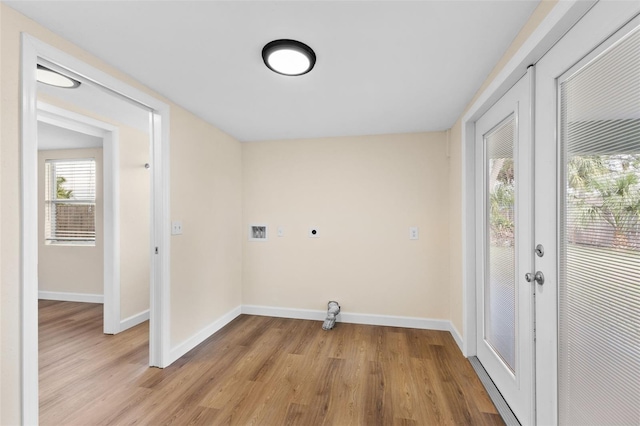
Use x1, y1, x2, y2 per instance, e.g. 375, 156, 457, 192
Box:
21, 33, 172, 425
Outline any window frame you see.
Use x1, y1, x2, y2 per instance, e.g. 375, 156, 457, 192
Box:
45, 157, 97, 245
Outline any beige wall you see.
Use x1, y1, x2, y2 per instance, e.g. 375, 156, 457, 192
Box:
1, 5, 243, 423
242, 132, 450, 319
447, 1, 557, 335
170, 106, 243, 344
38, 148, 104, 296
448, 123, 463, 334
117, 119, 151, 320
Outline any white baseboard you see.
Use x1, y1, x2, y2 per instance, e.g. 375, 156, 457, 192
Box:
242, 304, 461, 345
341, 311, 451, 331
241, 305, 326, 321
120, 309, 149, 332
449, 323, 464, 353
168, 306, 242, 365
38, 290, 103, 304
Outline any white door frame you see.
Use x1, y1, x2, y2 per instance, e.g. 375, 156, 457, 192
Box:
474, 71, 535, 425
21, 33, 171, 425
37, 102, 122, 334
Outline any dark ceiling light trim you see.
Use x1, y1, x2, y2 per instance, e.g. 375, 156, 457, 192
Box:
36, 64, 81, 89
262, 39, 316, 76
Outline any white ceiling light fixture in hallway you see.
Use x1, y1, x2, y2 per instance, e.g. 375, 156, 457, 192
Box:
36, 64, 81, 88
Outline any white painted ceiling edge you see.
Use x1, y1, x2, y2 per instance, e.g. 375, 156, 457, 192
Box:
5, 0, 541, 141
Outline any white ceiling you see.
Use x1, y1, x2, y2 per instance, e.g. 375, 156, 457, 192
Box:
6, 1, 540, 142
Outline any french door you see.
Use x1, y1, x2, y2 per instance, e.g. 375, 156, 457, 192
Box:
535, 2, 640, 424
475, 71, 535, 425
476, 3, 640, 425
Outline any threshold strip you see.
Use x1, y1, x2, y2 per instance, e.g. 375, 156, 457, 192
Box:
469, 356, 520, 426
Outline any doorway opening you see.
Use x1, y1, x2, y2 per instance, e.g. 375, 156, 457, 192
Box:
37, 103, 124, 333
21, 34, 171, 424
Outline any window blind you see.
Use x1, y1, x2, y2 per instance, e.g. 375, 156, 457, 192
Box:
485, 115, 516, 372
559, 26, 640, 425
45, 159, 97, 243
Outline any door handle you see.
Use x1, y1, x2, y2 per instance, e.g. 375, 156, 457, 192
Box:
525, 271, 545, 285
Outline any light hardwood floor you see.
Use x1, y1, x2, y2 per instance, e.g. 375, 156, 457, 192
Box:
39, 300, 503, 425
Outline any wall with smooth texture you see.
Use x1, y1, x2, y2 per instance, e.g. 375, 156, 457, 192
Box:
170, 105, 243, 344
242, 132, 450, 319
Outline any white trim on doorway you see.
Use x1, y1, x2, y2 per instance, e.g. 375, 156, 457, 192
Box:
21, 33, 171, 425
121, 309, 151, 331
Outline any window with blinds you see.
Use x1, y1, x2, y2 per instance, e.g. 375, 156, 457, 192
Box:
485, 115, 516, 372
559, 26, 640, 425
45, 159, 97, 245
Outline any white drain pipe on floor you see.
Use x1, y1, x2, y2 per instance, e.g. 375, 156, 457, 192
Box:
322, 301, 341, 330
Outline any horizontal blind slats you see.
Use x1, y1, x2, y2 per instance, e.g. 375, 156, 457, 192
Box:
485, 114, 516, 372
559, 26, 640, 426
45, 159, 96, 243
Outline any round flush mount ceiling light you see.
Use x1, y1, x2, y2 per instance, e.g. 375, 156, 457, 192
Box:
262, 39, 316, 76
37, 64, 81, 89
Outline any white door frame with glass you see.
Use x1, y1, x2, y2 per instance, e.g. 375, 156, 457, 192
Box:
461, 2, 594, 369
534, 3, 640, 424
475, 71, 535, 426
463, 2, 640, 425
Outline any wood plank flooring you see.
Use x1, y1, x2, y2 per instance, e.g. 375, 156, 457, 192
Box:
39, 300, 503, 425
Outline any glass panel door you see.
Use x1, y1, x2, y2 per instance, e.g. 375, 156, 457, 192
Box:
475, 72, 535, 425
558, 25, 640, 426
534, 3, 640, 421
485, 116, 516, 372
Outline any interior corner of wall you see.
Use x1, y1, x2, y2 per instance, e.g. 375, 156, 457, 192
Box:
445, 128, 451, 159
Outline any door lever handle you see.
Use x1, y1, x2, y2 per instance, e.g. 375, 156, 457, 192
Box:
525, 271, 545, 285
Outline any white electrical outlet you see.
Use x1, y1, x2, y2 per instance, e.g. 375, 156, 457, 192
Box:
277, 227, 284, 237
409, 226, 419, 240
172, 221, 183, 235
